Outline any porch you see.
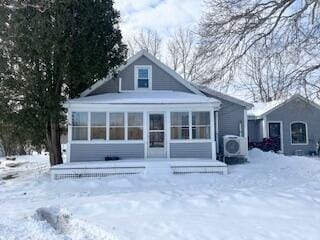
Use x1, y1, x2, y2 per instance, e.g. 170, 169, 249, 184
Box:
51, 158, 228, 180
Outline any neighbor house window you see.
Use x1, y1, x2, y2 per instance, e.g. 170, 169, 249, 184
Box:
91, 112, 106, 140
72, 112, 88, 140
171, 112, 189, 139
291, 122, 307, 144
128, 112, 143, 140
192, 112, 210, 139
109, 112, 125, 140
135, 66, 151, 89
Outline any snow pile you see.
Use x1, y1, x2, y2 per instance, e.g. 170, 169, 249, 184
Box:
248, 99, 284, 117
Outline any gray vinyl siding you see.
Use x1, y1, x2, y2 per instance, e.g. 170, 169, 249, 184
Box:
170, 142, 212, 158
266, 98, 320, 155
70, 143, 144, 162
203, 92, 246, 153
89, 78, 119, 96
89, 55, 193, 95
248, 119, 263, 142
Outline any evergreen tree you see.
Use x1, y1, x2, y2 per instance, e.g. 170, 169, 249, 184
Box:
0, 0, 127, 165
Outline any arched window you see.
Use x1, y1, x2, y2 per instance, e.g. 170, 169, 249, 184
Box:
291, 122, 307, 144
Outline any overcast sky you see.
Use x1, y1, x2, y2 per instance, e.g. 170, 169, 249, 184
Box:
114, 0, 204, 42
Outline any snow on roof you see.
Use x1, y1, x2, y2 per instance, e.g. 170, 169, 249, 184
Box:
247, 99, 285, 117
67, 91, 220, 105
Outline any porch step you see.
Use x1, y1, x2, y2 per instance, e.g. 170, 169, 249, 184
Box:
51, 159, 228, 180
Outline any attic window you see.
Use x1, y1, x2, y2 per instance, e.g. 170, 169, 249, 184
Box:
135, 65, 152, 90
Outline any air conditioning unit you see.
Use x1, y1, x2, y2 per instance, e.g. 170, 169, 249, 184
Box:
223, 135, 247, 157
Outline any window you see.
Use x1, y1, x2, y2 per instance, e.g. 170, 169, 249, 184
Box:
128, 112, 143, 140
135, 66, 151, 89
91, 112, 106, 140
171, 112, 189, 139
109, 113, 125, 140
192, 112, 210, 139
291, 122, 307, 144
72, 112, 88, 140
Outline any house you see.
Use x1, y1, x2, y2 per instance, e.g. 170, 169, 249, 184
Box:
248, 94, 320, 155
63, 50, 252, 164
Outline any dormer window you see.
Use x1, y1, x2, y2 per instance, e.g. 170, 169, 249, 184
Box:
135, 65, 152, 90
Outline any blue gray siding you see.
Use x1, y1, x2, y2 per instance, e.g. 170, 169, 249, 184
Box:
89, 55, 192, 95
170, 142, 212, 158
203, 93, 246, 153
266, 98, 320, 155
70, 143, 144, 162
248, 119, 263, 142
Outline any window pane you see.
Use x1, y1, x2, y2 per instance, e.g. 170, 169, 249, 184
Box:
138, 68, 148, 78
291, 123, 307, 144
192, 112, 210, 125
171, 127, 189, 139
192, 126, 210, 139
72, 127, 88, 140
150, 114, 164, 130
110, 127, 124, 140
171, 112, 189, 126
72, 112, 88, 126
128, 112, 143, 126
91, 112, 106, 126
128, 127, 143, 140
91, 127, 106, 140
138, 79, 149, 88
110, 113, 124, 126
150, 132, 164, 148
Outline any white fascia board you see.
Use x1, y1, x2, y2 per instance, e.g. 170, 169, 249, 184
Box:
66, 103, 220, 112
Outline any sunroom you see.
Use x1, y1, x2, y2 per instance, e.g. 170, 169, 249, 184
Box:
64, 91, 221, 162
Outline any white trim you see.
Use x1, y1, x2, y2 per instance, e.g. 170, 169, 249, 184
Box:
210, 109, 216, 160
290, 121, 309, 145
243, 109, 248, 157
134, 65, 152, 90
80, 50, 204, 97
215, 111, 219, 154
262, 116, 268, 138
67, 108, 72, 163
119, 77, 122, 92
166, 111, 171, 159
267, 121, 284, 153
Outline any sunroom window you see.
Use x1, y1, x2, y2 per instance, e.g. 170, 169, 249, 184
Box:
291, 122, 307, 144
135, 66, 151, 89
72, 112, 88, 140
109, 113, 125, 140
192, 112, 210, 139
91, 112, 106, 140
171, 112, 189, 139
128, 112, 143, 140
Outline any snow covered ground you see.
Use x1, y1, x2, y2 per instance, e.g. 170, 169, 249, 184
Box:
1, 149, 320, 240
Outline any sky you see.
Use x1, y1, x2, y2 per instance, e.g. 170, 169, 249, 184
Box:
114, 0, 204, 43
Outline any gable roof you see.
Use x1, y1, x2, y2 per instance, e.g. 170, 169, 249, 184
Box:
248, 94, 320, 119
195, 85, 253, 110
80, 50, 204, 97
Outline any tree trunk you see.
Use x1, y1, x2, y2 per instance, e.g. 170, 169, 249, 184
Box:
46, 120, 63, 166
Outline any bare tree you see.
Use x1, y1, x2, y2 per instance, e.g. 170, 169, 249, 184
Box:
127, 29, 162, 59
238, 40, 298, 102
166, 28, 207, 82
199, 0, 320, 96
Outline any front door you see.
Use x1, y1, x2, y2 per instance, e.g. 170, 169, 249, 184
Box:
148, 113, 166, 158
268, 122, 282, 152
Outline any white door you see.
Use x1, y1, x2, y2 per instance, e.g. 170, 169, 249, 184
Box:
148, 113, 166, 158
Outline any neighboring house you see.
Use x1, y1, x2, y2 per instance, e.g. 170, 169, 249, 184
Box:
248, 94, 320, 155
64, 50, 251, 163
